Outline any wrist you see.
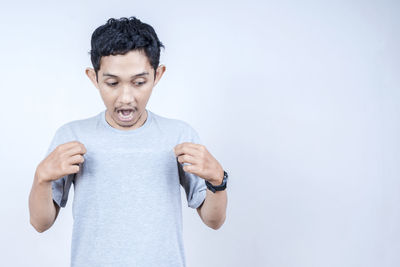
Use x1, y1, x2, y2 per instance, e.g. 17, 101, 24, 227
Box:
205, 170, 228, 193
209, 170, 224, 186
35, 168, 51, 185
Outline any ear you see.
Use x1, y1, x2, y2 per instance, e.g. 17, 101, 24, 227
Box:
153, 64, 166, 87
85, 67, 99, 89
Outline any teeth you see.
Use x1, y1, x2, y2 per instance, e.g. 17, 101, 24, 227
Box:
118, 110, 133, 119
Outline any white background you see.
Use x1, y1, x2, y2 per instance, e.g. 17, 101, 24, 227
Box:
0, 0, 399, 266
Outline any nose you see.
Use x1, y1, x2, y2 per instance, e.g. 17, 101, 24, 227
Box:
118, 85, 135, 105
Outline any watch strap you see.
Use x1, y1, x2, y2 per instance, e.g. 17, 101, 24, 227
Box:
205, 170, 228, 193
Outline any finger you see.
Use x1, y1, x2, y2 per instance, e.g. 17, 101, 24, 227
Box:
78, 143, 87, 154
177, 154, 198, 165
174, 142, 199, 151
58, 141, 85, 151
174, 144, 201, 157
65, 144, 87, 157
183, 164, 199, 174
68, 154, 85, 165
66, 164, 80, 174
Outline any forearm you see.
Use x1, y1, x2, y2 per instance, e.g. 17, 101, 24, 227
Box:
28, 170, 57, 233
199, 188, 227, 230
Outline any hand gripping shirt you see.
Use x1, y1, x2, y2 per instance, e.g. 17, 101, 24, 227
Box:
44, 109, 207, 267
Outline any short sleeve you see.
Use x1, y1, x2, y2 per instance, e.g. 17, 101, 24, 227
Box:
45, 125, 75, 208
178, 123, 207, 209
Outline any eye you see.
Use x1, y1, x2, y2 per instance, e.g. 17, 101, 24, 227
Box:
106, 82, 118, 87
134, 81, 146, 86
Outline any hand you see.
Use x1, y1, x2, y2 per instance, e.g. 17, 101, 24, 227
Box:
36, 141, 87, 184
174, 142, 224, 186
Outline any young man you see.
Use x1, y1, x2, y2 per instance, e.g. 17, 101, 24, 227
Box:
28, 16, 228, 266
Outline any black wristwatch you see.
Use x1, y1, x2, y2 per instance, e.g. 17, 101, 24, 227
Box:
205, 170, 228, 193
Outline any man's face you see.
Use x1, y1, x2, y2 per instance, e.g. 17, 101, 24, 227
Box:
86, 49, 166, 131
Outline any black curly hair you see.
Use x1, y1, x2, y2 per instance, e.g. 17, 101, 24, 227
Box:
88, 16, 165, 82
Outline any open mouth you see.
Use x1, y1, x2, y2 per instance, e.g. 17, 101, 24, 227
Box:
117, 109, 134, 121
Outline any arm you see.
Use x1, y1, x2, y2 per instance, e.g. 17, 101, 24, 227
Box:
174, 142, 228, 230
29, 170, 60, 233
29, 141, 86, 233
196, 185, 227, 230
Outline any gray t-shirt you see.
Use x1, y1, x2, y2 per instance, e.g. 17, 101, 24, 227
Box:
45, 109, 207, 267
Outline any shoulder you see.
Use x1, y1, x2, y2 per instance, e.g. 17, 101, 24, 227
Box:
149, 110, 197, 134
149, 110, 201, 143
53, 112, 100, 138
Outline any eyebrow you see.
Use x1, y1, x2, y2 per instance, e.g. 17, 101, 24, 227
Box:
102, 72, 149, 78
